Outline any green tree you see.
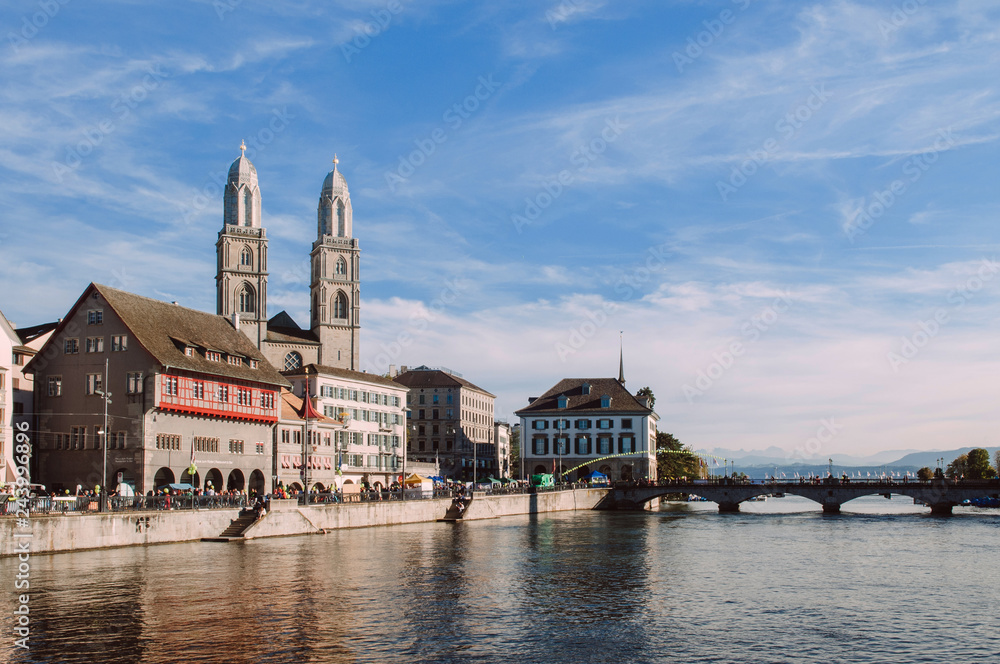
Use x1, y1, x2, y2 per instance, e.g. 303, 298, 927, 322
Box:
946, 454, 968, 478
656, 431, 702, 479
916, 467, 934, 481
995, 450, 1000, 478
636, 386, 655, 410
509, 427, 521, 479
966, 448, 995, 479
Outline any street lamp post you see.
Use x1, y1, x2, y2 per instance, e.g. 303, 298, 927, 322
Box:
302, 367, 310, 505
96, 358, 111, 512
400, 408, 410, 502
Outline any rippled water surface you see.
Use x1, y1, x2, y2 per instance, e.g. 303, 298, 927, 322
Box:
3, 496, 999, 663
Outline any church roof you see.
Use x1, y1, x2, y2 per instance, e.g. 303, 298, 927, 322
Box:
265, 326, 320, 346
321, 161, 349, 199
393, 367, 495, 397
514, 378, 652, 416
228, 142, 258, 189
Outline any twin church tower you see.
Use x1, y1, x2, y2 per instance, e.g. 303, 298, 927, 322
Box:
215, 142, 361, 372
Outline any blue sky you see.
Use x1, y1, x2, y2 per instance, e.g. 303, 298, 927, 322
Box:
3, 0, 1000, 457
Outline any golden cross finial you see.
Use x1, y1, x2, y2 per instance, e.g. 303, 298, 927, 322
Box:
240, 139, 246, 156
333, 153, 339, 167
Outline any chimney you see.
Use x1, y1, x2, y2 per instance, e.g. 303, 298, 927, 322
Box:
389, 364, 396, 376
231, 313, 240, 331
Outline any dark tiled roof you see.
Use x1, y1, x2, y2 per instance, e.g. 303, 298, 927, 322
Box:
284, 364, 405, 390
16, 321, 58, 344
514, 378, 651, 415
266, 326, 319, 345
30, 284, 290, 388
393, 368, 495, 397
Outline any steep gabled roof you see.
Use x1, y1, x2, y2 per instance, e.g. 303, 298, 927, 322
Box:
26, 283, 289, 388
392, 368, 495, 397
514, 378, 652, 416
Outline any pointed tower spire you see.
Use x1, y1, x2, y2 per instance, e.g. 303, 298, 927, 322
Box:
618, 331, 625, 384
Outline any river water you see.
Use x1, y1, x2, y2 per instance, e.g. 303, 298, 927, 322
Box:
2, 496, 999, 664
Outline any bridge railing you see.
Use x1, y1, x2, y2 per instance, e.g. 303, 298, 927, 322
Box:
612, 478, 1000, 489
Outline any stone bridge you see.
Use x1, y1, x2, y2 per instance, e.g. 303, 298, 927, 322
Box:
596, 479, 1000, 514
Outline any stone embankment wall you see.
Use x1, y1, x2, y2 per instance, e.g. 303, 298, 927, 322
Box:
1, 488, 608, 556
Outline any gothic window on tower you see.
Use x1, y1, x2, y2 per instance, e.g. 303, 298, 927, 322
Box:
333, 292, 348, 319
284, 351, 302, 371
336, 201, 345, 236
240, 246, 253, 269
238, 283, 256, 314
336, 257, 347, 277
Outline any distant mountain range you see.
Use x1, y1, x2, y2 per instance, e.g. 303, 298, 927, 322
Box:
698, 446, 1000, 472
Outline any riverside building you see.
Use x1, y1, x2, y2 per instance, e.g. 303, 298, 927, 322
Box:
516, 377, 658, 482
25, 283, 289, 494
278, 365, 407, 492
393, 366, 496, 482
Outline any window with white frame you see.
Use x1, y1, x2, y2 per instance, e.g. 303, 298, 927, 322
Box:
85, 337, 104, 353
64, 338, 79, 354
86, 373, 103, 395
111, 335, 127, 351
126, 372, 143, 394
48, 376, 62, 397
87, 310, 103, 325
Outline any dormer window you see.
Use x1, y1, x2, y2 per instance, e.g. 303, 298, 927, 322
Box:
601, 395, 611, 408
250, 359, 259, 369
582, 382, 591, 395
206, 351, 221, 362
557, 394, 568, 409
185, 347, 194, 357
228, 355, 242, 366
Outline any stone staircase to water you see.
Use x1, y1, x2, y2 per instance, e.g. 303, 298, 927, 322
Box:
438, 498, 471, 522
202, 513, 259, 542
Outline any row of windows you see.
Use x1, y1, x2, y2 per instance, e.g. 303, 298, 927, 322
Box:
321, 406, 402, 426
416, 393, 453, 405
530, 418, 633, 431
531, 436, 638, 456
194, 436, 219, 453
154, 433, 253, 454
184, 346, 259, 369
64, 335, 127, 354
160, 376, 276, 409
279, 429, 399, 448
53, 428, 126, 451
317, 385, 401, 406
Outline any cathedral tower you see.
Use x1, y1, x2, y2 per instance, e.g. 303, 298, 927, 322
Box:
216, 141, 268, 348
310, 156, 360, 369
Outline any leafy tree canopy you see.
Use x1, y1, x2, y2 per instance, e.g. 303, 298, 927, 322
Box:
966, 448, 995, 479
636, 386, 655, 409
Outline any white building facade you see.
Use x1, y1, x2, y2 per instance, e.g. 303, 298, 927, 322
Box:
281, 365, 408, 491
516, 378, 659, 483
